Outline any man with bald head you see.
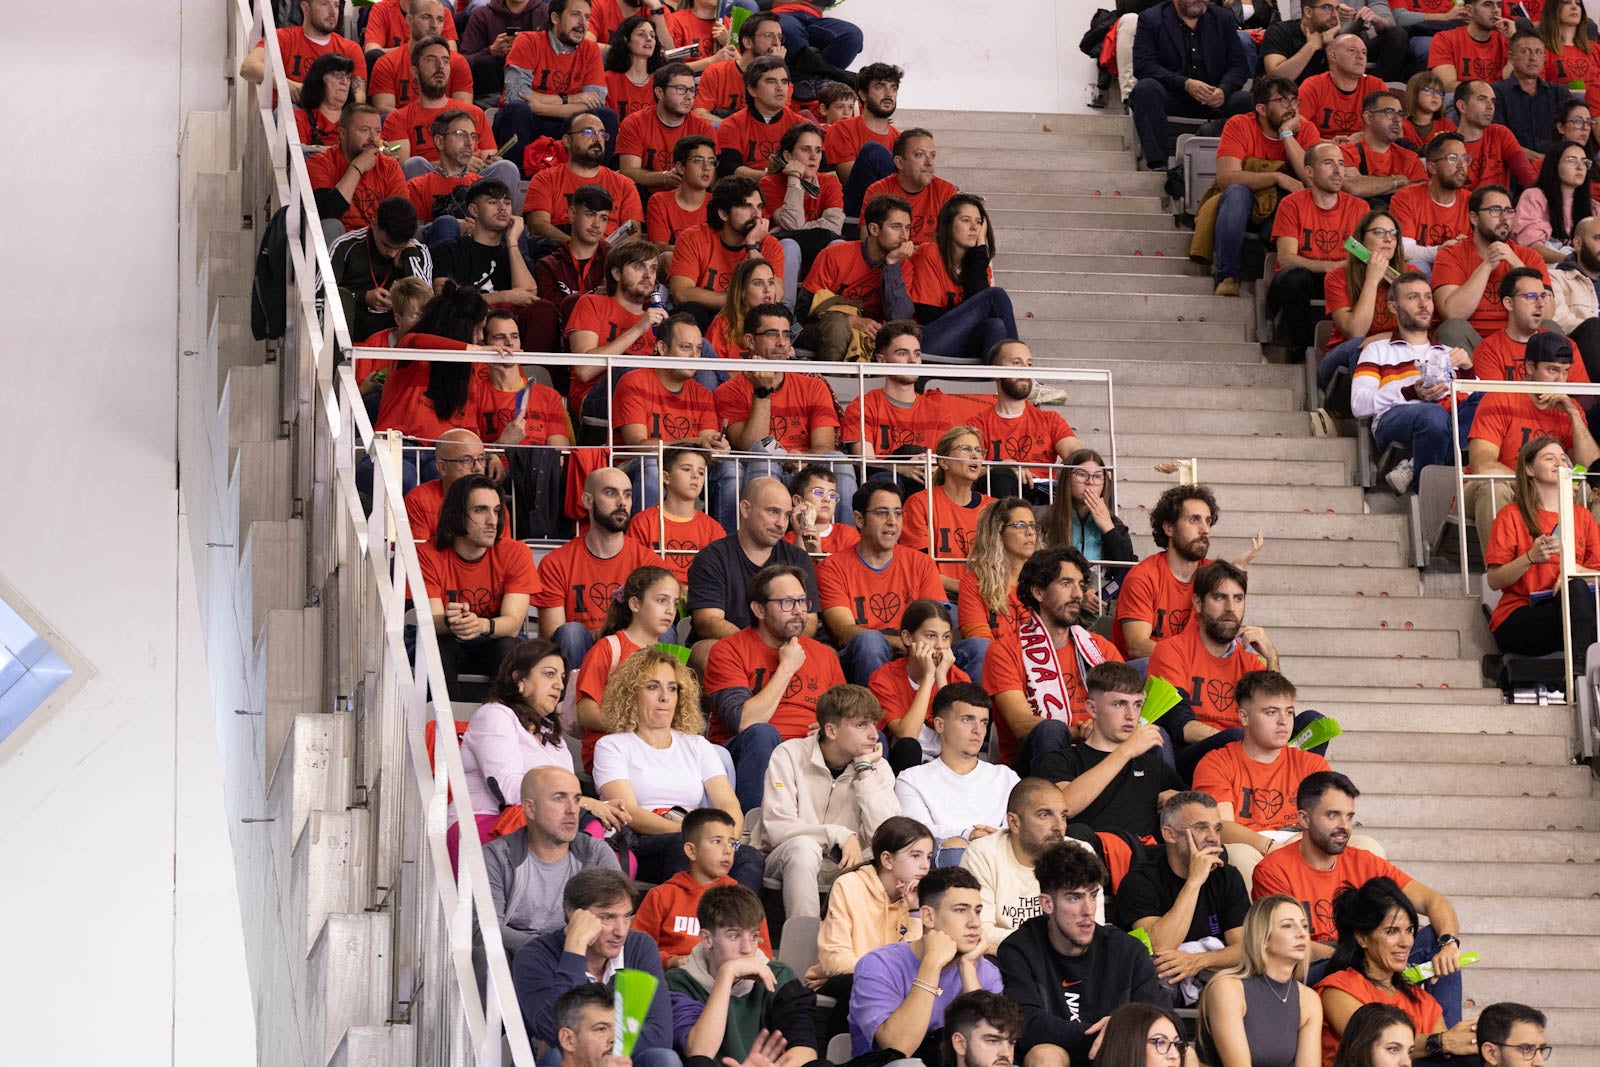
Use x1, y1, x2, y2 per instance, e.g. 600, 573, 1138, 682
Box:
369, 0, 474, 114
1269, 140, 1371, 354
687, 475, 822, 646
533, 467, 668, 667
1297, 35, 1386, 138
406, 428, 489, 541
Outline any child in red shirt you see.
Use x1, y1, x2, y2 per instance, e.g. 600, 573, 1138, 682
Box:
631, 809, 770, 967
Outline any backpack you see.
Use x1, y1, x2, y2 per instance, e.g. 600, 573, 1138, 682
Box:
251, 204, 290, 341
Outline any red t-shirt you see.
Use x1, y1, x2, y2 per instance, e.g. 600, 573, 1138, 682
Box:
782, 525, 861, 557
1146, 626, 1269, 731
417, 537, 542, 618
713, 372, 840, 453
382, 99, 494, 162
1111, 553, 1212, 657
862, 174, 958, 244
694, 58, 746, 116
305, 146, 409, 230
1271, 190, 1370, 263
296, 107, 341, 147
616, 108, 716, 172
759, 172, 845, 223
1315, 970, 1444, 1067
355, 326, 398, 384
824, 116, 898, 168
838, 388, 987, 450
1431, 240, 1549, 335
478, 370, 574, 445
530, 536, 669, 631
364, 0, 460, 48
970, 404, 1076, 478
1468, 391, 1576, 470
956, 570, 1026, 641
715, 106, 808, 170
405, 478, 446, 542
627, 506, 726, 584
804, 240, 886, 318
1251, 844, 1413, 941
586, 0, 626, 46
1192, 743, 1332, 833
646, 190, 709, 244
665, 8, 723, 58
1461, 123, 1537, 189
613, 368, 720, 442
565, 293, 657, 357
1484, 504, 1600, 628
1323, 267, 1397, 346
633, 872, 773, 968
868, 658, 972, 729
1216, 113, 1323, 164
521, 164, 644, 230
985, 628, 1123, 764
900, 488, 995, 584
1473, 329, 1593, 384
1339, 138, 1426, 185
606, 70, 656, 122
1544, 42, 1599, 86
1299, 73, 1389, 137
267, 26, 365, 83
1389, 183, 1471, 249
505, 32, 605, 101
375, 354, 497, 440
407, 168, 481, 222
670, 224, 787, 291
702, 628, 847, 742
574, 628, 642, 769
370, 46, 474, 108
816, 547, 947, 629
1428, 26, 1509, 82
1401, 114, 1456, 146
906, 242, 994, 311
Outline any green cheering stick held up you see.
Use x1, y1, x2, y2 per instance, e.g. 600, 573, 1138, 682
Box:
613, 969, 660, 1056
1404, 951, 1479, 984
1290, 717, 1342, 751
1142, 676, 1185, 725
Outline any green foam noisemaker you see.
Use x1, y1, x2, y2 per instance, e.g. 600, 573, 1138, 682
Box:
1129, 926, 1154, 955
1290, 717, 1342, 751
1403, 950, 1478, 984
729, 6, 750, 41
1142, 676, 1184, 724
612, 969, 659, 1056
659, 643, 692, 666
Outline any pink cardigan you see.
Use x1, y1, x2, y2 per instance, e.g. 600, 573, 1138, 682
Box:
1512, 186, 1600, 251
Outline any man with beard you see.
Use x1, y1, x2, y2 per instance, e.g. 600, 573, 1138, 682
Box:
704, 565, 846, 812
1258, 0, 1344, 82
960, 778, 1101, 952
307, 103, 410, 234
1113, 485, 1221, 661
496, 0, 617, 161
1453, 79, 1537, 190
1391, 132, 1473, 277
1298, 35, 1386, 138
861, 129, 959, 244
523, 111, 644, 245
406, 111, 522, 246
1337, 91, 1427, 204
1428, 0, 1513, 92
970, 341, 1082, 504
432, 178, 561, 352
943, 992, 1024, 1067
985, 547, 1125, 776
532, 466, 668, 668
1208, 76, 1323, 298
828, 63, 904, 212
1433, 183, 1551, 351
996, 843, 1166, 1067
1550, 215, 1600, 375
382, 43, 497, 171
565, 240, 669, 415
1038, 662, 1183, 844
1251, 772, 1466, 1022
1113, 792, 1249, 1003
670, 177, 790, 328
798, 194, 913, 363
616, 63, 716, 195
1128, 0, 1247, 173
1268, 142, 1371, 355
370, 2, 474, 113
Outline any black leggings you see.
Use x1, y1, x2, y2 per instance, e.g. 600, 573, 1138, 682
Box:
1492, 577, 1597, 661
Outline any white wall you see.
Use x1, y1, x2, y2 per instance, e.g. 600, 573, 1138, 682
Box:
0, 1, 253, 1063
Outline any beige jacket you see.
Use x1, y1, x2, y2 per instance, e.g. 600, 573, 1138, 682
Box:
1550, 258, 1599, 332
750, 736, 900, 851
804, 867, 922, 987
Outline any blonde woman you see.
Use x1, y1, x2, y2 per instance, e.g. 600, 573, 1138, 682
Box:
901, 424, 996, 597
1196, 894, 1323, 1067
593, 647, 763, 888
952, 495, 1034, 690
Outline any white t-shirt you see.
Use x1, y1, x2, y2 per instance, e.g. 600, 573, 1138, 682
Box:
894, 758, 1019, 843
459, 701, 574, 820
592, 729, 724, 811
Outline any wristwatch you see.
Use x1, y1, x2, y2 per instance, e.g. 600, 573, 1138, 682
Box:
752, 385, 774, 399
1424, 1034, 1445, 1058
1436, 934, 1460, 948
559, 93, 569, 104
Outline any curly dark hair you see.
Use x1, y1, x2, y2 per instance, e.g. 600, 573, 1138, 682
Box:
1148, 483, 1219, 549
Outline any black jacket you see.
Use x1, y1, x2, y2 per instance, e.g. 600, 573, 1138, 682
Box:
1133, 2, 1249, 97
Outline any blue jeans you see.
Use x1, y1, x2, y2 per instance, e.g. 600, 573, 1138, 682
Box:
1373, 402, 1472, 490
922, 287, 1018, 363
1318, 336, 1364, 390
775, 10, 862, 68
493, 103, 619, 173
953, 636, 990, 690
727, 722, 782, 813
842, 142, 895, 217
551, 620, 594, 672
420, 214, 461, 250
935, 845, 966, 867
839, 629, 894, 685
1213, 182, 1256, 284
1175, 709, 1329, 780
1013, 717, 1072, 776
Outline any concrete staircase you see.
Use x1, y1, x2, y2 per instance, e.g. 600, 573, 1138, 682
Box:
900, 107, 1600, 1060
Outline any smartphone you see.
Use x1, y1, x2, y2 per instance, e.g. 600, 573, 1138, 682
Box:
663, 43, 701, 61
1551, 524, 1561, 542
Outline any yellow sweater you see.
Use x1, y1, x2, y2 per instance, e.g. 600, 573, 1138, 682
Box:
804, 867, 922, 988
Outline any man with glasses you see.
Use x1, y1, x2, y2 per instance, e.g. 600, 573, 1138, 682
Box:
369, 3, 474, 114
1258, 0, 1343, 82
1429, 0, 1514, 92
1128, 0, 1248, 172
971, 340, 1082, 504
817, 481, 946, 683
1494, 31, 1567, 156
522, 111, 644, 247
617, 62, 716, 197
1434, 183, 1551, 350
1299, 35, 1387, 137
406, 111, 522, 247
1454, 78, 1538, 190
383, 39, 496, 173
1338, 91, 1427, 205
1208, 75, 1323, 298
704, 563, 846, 811
406, 428, 490, 541
1474, 267, 1593, 383
647, 135, 718, 244
1391, 132, 1474, 276
1269, 141, 1370, 356
1477, 1002, 1551, 1067
496, 0, 617, 167
996, 843, 1166, 1067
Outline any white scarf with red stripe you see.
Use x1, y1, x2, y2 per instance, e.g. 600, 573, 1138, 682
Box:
1017, 610, 1106, 722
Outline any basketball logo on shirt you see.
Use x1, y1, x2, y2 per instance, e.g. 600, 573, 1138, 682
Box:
768, 414, 792, 444
1423, 222, 1460, 246
866, 592, 903, 626
652, 412, 695, 440
1312, 897, 1336, 935
457, 586, 495, 617
534, 68, 576, 94
785, 673, 805, 700
589, 582, 622, 613
1465, 56, 1501, 80
1306, 227, 1345, 257
952, 527, 976, 555
1240, 786, 1284, 823
1205, 679, 1236, 715
878, 426, 918, 451
1319, 108, 1357, 135
1166, 607, 1192, 635
1002, 435, 1034, 463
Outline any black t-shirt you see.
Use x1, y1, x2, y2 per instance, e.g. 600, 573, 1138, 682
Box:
684, 535, 820, 635
1113, 853, 1250, 942
434, 235, 512, 292
1036, 742, 1183, 839
1257, 21, 1328, 81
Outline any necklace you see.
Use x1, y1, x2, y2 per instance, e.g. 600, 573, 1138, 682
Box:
1262, 974, 1294, 1003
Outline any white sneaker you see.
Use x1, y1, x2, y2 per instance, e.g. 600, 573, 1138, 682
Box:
1032, 382, 1070, 406
1385, 458, 1415, 495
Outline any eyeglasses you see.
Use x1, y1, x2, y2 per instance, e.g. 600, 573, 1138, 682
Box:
764, 596, 814, 612
1513, 290, 1549, 302
947, 445, 984, 457
863, 507, 904, 520
685, 154, 717, 166
1365, 226, 1400, 239
1147, 1036, 1188, 1058
1476, 205, 1516, 217
441, 455, 489, 468
1070, 469, 1107, 483
1563, 116, 1596, 129
1432, 152, 1469, 164
1266, 96, 1299, 107
1561, 156, 1594, 168
754, 329, 793, 342
1004, 520, 1040, 532
445, 129, 479, 141
573, 128, 607, 141
806, 488, 841, 503
1420, 86, 1444, 97
662, 83, 697, 96
1366, 107, 1403, 118
1485, 1043, 1554, 1062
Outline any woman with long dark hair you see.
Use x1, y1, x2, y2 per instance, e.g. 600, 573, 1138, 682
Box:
1319, 209, 1400, 394
374, 282, 506, 443
893, 193, 1018, 362
603, 15, 666, 122
297, 52, 355, 149
1513, 140, 1600, 262
1332, 1004, 1416, 1067
1094, 1002, 1198, 1067
572, 564, 680, 771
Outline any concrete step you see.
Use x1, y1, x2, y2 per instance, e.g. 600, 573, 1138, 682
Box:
1456, 893, 1600, 935
1004, 228, 1195, 258
1076, 408, 1316, 442
331, 1024, 416, 1067
1281, 654, 1478, 687
1117, 478, 1364, 513
998, 270, 1215, 296
1342, 759, 1595, 797
1464, 966, 1600, 1008
1262, 623, 1457, 657
292, 807, 370, 952
1005, 251, 1205, 276
1015, 288, 1251, 321
1035, 347, 1284, 375
1116, 455, 1348, 486
984, 193, 1167, 214
1127, 534, 1402, 567
232, 439, 293, 544
224, 364, 280, 453
991, 209, 1176, 233
1402, 862, 1600, 900
1380, 827, 1600, 864
1360, 794, 1600, 832
256, 606, 324, 787
1334, 729, 1568, 764
898, 109, 1133, 135
307, 912, 392, 1065
1313, 701, 1566, 735
1119, 511, 1405, 547
941, 166, 1167, 197
1245, 592, 1488, 631
941, 147, 1137, 172
240, 518, 307, 639
1067, 383, 1298, 413
1021, 317, 1251, 344
936, 129, 1128, 153
1115, 431, 1347, 461
1297, 683, 1503, 704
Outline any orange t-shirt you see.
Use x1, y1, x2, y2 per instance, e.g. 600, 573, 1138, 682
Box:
1111, 553, 1211, 657
1484, 504, 1600, 628
670, 224, 787, 292
267, 26, 366, 82
1323, 268, 1396, 347
1315, 970, 1444, 1067
305, 146, 409, 231
574, 629, 644, 770
1428, 26, 1509, 82
521, 164, 643, 230
985, 628, 1123, 764
646, 190, 708, 244
1431, 240, 1549, 336
1472, 329, 1593, 384
956, 570, 1026, 641
1339, 138, 1426, 184
586, 0, 626, 46
1145, 626, 1269, 731
970, 404, 1076, 478
782, 524, 861, 557
862, 174, 959, 243
478, 371, 574, 446
613, 367, 720, 444
1250, 845, 1413, 941
715, 106, 808, 170
838, 388, 983, 450
906, 241, 995, 311
1216, 113, 1323, 164
694, 58, 746, 116
1389, 183, 1470, 249
530, 537, 669, 631
1270, 190, 1370, 263
1468, 391, 1576, 471
406, 168, 481, 222
616, 109, 716, 172
505, 32, 604, 101
369, 46, 474, 108
713, 371, 840, 453
628, 506, 726, 584
417, 537, 542, 618
1460, 123, 1536, 189
566, 292, 657, 354
1544, 42, 1599, 85
405, 478, 446, 542
816, 547, 947, 629
374, 356, 497, 440
868, 657, 972, 728
824, 116, 898, 168
364, 0, 460, 48
759, 171, 845, 223
1299, 73, 1389, 137
382, 98, 494, 162
665, 8, 723, 58
804, 239, 886, 319
900, 488, 995, 584
296, 107, 341, 147
1400, 114, 1457, 147
1192, 743, 1332, 833
606, 70, 656, 122
702, 628, 847, 742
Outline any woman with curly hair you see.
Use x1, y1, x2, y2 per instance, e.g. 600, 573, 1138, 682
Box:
593, 646, 762, 887
952, 495, 1034, 689
603, 14, 666, 122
